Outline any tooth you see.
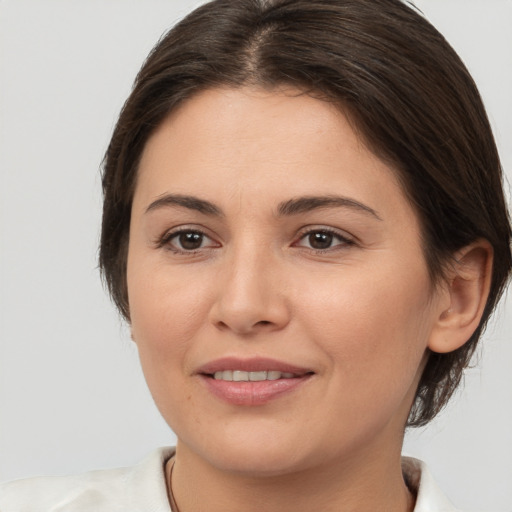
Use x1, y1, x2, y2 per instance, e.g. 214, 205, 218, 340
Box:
249, 371, 267, 381
212, 370, 299, 381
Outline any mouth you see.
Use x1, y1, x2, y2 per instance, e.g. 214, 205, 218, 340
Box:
198, 357, 314, 381
196, 357, 315, 405
210, 370, 302, 381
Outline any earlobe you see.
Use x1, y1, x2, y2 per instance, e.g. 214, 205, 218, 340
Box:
428, 239, 493, 354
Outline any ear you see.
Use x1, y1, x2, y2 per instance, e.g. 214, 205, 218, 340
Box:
428, 239, 493, 354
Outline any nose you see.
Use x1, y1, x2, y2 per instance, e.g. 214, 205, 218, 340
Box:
208, 247, 291, 335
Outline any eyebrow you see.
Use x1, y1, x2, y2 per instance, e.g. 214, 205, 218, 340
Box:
145, 193, 381, 220
276, 195, 381, 220
145, 194, 223, 216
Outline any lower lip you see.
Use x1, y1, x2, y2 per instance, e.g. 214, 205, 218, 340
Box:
200, 374, 313, 405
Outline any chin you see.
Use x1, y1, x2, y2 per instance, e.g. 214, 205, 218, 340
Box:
177, 426, 314, 477
206, 449, 308, 478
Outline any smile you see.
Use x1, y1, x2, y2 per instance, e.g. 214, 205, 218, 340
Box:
197, 358, 314, 405
212, 370, 297, 381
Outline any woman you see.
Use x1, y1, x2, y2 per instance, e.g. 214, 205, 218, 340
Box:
1, 0, 510, 510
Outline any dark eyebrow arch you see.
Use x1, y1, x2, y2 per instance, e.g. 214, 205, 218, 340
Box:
277, 195, 382, 220
145, 194, 223, 216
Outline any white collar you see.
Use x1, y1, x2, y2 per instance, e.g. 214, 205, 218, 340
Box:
0, 449, 460, 511
402, 456, 459, 511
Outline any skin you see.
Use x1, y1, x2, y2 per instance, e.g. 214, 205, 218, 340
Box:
127, 87, 489, 512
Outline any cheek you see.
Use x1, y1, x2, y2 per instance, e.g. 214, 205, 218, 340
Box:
128, 261, 212, 366
127, 264, 214, 425
306, 275, 433, 437
296, 262, 434, 385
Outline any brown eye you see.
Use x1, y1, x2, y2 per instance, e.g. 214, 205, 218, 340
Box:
308, 232, 334, 249
178, 232, 204, 250
161, 229, 218, 252
294, 228, 354, 251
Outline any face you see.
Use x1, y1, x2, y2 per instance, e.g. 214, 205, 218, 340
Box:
127, 87, 446, 476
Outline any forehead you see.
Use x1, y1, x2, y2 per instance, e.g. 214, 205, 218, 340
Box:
139, 86, 362, 174
134, 86, 412, 222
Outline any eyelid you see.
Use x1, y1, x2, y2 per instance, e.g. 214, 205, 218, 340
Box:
156, 225, 221, 252
154, 224, 356, 253
293, 226, 357, 250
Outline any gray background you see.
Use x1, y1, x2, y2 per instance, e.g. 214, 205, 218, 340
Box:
1, 1, 511, 511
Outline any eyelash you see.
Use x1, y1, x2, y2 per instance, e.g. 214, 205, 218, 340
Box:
294, 227, 356, 253
157, 227, 356, 255
157, 228, 218, 254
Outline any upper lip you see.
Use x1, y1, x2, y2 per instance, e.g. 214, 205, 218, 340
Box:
196, 357, 314, 376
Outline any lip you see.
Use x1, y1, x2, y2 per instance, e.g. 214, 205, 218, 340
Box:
196, 356, 313, 375
196, 357, 314, 406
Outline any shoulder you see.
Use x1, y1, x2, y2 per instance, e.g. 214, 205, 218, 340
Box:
402, 456, 462, 512
0, 447, 174, 512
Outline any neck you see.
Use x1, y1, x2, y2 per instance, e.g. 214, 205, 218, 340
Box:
168, 442, 415, 512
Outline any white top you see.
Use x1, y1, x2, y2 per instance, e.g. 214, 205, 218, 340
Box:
0, 448, 459, 511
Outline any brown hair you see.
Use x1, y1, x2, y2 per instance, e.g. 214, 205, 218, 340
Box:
99, 0, 511, 426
